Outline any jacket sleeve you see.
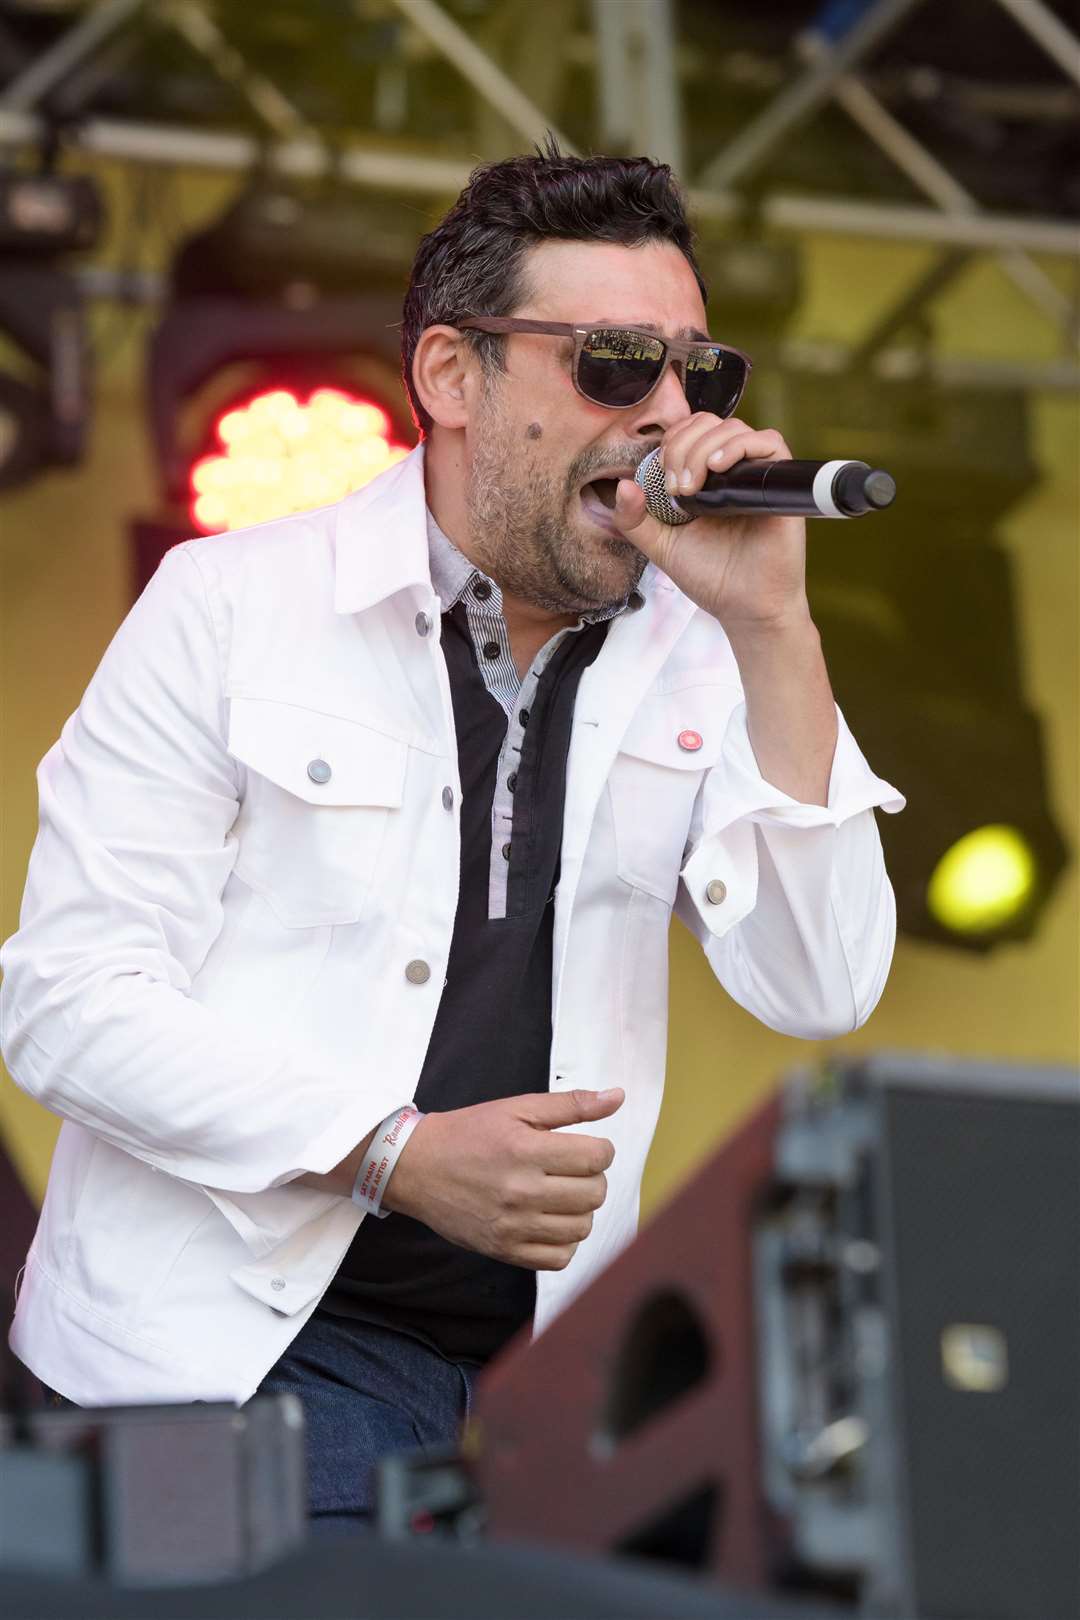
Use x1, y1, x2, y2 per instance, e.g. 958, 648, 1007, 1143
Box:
674, 700, 906, 1039
0, 544, 382, 1196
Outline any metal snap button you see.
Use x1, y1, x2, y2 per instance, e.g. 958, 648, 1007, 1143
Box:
678, 729, 703, 752
307, 758, 332, 784
415, 611, 431, 637
705, 879, 728, 905
270, 1277, 286, 1292
405, 959, 431, 984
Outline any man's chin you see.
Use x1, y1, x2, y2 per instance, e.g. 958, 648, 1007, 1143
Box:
556, 530, 646, 614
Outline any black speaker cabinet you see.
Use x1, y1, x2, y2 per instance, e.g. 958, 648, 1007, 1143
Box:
759, 1052, 1080, 1620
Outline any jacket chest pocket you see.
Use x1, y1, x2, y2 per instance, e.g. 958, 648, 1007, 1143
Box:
606, 700, 720, 907
226, 696, 407, 928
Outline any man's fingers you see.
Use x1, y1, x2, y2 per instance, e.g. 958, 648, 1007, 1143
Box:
516, 1086, 624, 1130
514, 1243, 579, 1272
660, 413, 728, 483
533, 1131, 615, 1177
516, 1212, 594, 1246
537, 1172, 608, 1214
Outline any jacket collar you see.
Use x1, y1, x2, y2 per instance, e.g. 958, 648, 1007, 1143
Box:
333, 443, 433, 616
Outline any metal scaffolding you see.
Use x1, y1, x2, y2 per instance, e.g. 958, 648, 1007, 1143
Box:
0, 0, 1077, 391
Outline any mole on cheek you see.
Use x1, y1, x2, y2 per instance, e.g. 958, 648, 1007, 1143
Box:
525, 422, 543, 441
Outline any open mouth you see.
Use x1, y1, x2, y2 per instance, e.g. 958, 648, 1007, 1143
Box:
579, 475, 629, 533
585, 477, 619, 509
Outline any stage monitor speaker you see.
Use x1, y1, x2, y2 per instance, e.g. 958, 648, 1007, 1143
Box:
0, 1393, 306, 1585
759, 1053, 1080, 1620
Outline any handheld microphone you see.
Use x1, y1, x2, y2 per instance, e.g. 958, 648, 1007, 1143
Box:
634, 449, 896, 525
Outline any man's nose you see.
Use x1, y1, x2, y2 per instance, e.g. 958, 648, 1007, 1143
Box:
625, 361, 692, 439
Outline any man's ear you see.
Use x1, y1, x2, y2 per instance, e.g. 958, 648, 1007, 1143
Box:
412, 325, 474, 431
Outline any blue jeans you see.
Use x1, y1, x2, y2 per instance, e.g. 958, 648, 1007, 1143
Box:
38, 1311, 479, 1537
253, 1311, 479, 1534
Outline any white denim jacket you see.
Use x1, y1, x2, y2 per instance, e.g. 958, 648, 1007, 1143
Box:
0, 445, 904, 1405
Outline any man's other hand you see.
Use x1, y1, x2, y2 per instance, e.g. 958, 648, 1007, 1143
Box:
382, 1088, 624, 1270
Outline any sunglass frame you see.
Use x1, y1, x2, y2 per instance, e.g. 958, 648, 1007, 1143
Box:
455, 317, 753, 415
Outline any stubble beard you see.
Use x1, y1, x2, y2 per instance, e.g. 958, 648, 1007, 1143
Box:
465, 389, 648, 616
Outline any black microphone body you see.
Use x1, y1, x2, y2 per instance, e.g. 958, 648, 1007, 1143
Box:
634, 449, 896, 524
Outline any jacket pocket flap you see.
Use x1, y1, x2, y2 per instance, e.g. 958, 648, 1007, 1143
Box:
228, 1200, 363, 1317
230, 1266, 326, 1317
227, 697, 407, 807
616, 693, 732, 770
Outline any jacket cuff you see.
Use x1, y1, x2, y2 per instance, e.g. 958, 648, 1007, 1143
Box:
701, 701, 905, 835
679, 704, 905, 939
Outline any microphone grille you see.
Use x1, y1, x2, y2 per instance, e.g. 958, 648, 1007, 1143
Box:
634, 449, 692, 526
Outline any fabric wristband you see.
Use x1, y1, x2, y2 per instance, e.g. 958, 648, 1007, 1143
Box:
350, 1105, 425, 1219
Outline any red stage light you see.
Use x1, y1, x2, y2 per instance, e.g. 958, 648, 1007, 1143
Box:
189, 386, 409, 533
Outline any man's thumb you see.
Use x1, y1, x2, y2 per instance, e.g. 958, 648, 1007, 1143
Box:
613, 478, 649, 532
520, 1087, 625, 1128
613, 479, 666, 558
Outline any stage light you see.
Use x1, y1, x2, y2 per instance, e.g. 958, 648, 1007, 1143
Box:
144, 180, 416, 506
189, 386, 409, 533
134, 179, 417, 589
778, 372, 1070, 951
927, 825, 1038, 937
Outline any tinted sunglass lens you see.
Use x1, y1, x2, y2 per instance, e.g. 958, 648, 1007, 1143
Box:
578, 329, 665, 406
684, 348, 747, 418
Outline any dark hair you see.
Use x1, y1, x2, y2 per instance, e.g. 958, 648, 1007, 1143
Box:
400, 137, 707, 435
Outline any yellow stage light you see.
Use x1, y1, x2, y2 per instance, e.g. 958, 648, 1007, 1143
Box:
926, 824, 1037, 935
190, 387, 408, 533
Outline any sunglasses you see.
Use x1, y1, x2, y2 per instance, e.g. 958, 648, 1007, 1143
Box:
456, 317, 752, 418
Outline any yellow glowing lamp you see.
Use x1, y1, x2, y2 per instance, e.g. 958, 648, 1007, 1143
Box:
190, 387, 409, 533
926, 824, 1038, 935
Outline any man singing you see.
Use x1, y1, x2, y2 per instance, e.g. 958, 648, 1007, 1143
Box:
1, 142, 903, 1532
